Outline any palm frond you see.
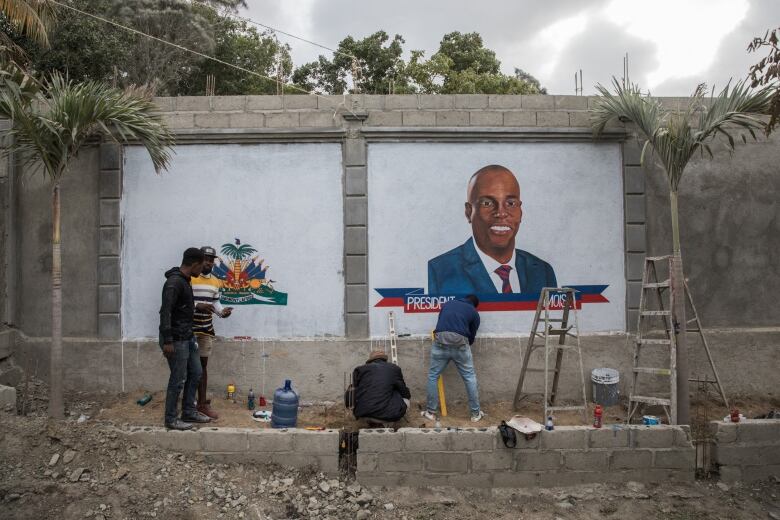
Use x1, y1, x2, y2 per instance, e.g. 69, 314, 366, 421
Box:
0, 0, 54, 47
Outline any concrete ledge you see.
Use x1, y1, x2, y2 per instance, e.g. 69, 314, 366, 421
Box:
710, 419, 780, 483
0, 384, 16, 409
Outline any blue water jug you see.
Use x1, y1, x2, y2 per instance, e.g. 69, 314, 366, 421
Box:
271, 379, 299, 428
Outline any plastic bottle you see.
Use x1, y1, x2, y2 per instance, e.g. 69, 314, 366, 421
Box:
247, 388, 256, 410
136, 393, 152, 406
593, 405, 603, 428
271, 379, 299, 428
227, 383, 236, 401
545, 416, 554, 431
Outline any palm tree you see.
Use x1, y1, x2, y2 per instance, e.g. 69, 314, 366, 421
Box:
0, 71, 174, 418
0, 0, 54, 56
591, 79, 774, 424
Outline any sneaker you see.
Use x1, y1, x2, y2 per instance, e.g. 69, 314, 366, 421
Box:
197, 404, 219, 420
421, 410, 436, 421
181, 411, 211, 423
165, 419, 193, 431
470, 410, 486, 423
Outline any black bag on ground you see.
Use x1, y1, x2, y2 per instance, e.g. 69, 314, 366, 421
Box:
498, 421, 517, 448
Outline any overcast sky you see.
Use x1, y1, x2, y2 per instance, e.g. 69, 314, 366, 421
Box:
243, 0, 779, 95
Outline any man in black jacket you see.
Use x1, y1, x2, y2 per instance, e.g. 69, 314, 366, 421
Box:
352, 351, 411, 423
159, 247, 212, 430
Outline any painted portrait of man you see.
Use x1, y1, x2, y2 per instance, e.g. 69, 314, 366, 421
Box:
427, 164, 557, 295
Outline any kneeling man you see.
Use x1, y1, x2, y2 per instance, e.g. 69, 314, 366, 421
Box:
352, 351, 411, 423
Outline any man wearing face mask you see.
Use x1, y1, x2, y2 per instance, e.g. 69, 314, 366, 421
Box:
191, 246, 233, 419
428, 164, 556, 295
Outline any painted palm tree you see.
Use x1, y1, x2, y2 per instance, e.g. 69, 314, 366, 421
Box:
221, 239, 257, 289
0, 72, 174, 418
591, 79, 774, 424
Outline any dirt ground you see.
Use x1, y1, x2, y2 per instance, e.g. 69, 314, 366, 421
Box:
2, 379, 779, 519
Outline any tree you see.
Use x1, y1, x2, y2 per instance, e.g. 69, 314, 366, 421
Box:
515, 68, 547, 94
436, 31, 500, 75
0, 0, 53, 55
0, 72, 174, 418
747, 27, 780, 133
590, 79, 774, 424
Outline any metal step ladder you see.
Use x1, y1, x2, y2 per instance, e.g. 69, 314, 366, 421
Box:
513, 287, 589, 423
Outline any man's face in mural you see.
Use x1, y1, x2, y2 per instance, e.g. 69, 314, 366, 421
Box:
202, 255, 215, 275
464, 166, 522, 264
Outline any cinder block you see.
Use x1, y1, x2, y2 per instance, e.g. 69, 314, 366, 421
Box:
162, 113, 195, 129
418, 95, 453, 109
99, 170, 121, 199
631, 426, 675, 448
625, 194, 646, 224
503, 111, 536, 126
229, 112, 265, 128
200, 428, 248, 452
134, 428, 201, 451
245, 96, 283, 110
714, 445, 780, 466
356, 472, 402, 488
194, 113, 231, 128
211, 96, 246, 111
737, 420, 780, 443
385, 95, 419, 110
564, 450, 609, 470
100, 143, 121, 170
590, 428, 630, 449
626, 253, 645, 281
521, 95, 554, 109
404, 429, 451, 451
435, 111, 469, 126
424, 452, 468, 473
555, 95, 588, 110
488, 95, 524, 109
356, 453, 377, 472
247, 430, 293, 452
98, 257, 120, 285
537, 111, 570, 127
365, 111, 402, 126
569, 111, 591, 127
358, 95, 385, 110
293, 429, 339, 454
713, 422, 737, 444
0, 384, 16, 408
402, 111, 435, 126
345, 256, 367, 284
344, 139, 366, 166
346, 285, 368, 314
469, 111, 503, 126
610, 449, 653, 469
99, 227, 121, 256
623, 139, 643, 166
98, 314, 120, 339
718, 465, 742, 483
283, 95, 318, 109
344, 227, 367, 254
453, 94, 488, 109
515, 451, 561, 471
317, 94, 348, 110
493, 471, 539, 488
627, 309, 639, 332
742, 464, 780, 482
450, 428, 495, 451
345, 166, 367, 195
541, 427, 588, 450
299, 112, 337, 127
377, 451, 424, 471
470, 451, 512, 471
624, 165, 646, 194
264, 112, 300, 128
271, 453, 339, 473
358, 429, 404, 453
512, 431, 540, 450
99, 200, 120, 227
98, 285, 120, 314
627, 281, 642, 309
625, 224, 646, 252
675, 426, 693, 448
346, 314, 368, 338
653, 449, 695, 469
345, 197, 367, 226
153, 97, 175, 112
444, 472, 494, 488
538, 471, 609, 487
174, 96, 211, 112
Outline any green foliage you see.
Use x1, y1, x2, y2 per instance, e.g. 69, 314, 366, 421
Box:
436, 32, 500, 74
747, 27, 780, 133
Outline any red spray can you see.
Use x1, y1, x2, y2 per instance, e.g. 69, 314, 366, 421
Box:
593, 405, 603, 428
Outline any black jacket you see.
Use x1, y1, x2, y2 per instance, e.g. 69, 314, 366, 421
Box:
352, 359, 411, 422
159, 267, 195, 343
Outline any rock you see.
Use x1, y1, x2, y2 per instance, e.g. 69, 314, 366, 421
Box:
63, 450, 77, 464
213, 488, 226, 499
556, 501, 574, 509
347, 484, 362, 495
356, 493, 373, 506
281, 478, 294, 486
356, 510, 371, 520
626, 482, 645, 493
319, 481, 331, 493
716, 482, 729, 492
115, 467, 129, 481
768, 513, 780, 520
6, 493, 21, 501
49, 453, 60, 467
384, 503, 395, 511
70, 468, 86, 482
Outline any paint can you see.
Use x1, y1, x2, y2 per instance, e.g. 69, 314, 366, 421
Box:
591, 368, 620, 406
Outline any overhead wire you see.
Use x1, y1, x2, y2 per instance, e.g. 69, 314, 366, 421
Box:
47, 0, 355, 114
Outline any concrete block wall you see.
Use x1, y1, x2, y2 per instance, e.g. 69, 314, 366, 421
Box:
356, 425, 694, 488
710, 419, 780, 483
124, 426, 340, 474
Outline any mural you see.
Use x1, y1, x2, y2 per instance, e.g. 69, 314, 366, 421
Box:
368, 142, 626, 335
214, 238, 287, 306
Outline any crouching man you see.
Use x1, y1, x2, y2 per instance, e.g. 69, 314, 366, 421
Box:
351, 351, 411, 424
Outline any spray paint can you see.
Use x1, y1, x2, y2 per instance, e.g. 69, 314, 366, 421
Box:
545, 416, 554, 431
248, 389, 256, 410
593, 405, 603, 428
227, 384, 236, 401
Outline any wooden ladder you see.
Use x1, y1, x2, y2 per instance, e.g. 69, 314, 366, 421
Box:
513, 288, 589, 423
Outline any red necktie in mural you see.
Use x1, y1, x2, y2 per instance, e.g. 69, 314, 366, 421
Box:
494, 265, 513, 293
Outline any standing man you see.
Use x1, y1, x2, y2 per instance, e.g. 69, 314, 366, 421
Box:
423, 294, 485, 422
191, 246, 233, 419
351, 351, 411, 424
159, 247, 212, 430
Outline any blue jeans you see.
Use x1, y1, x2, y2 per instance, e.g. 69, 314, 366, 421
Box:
426, 342, 481, 415
162, 337, 202, 424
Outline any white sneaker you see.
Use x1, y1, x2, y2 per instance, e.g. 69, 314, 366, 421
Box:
421, 410, 436, 421
470, 410, 486, 423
